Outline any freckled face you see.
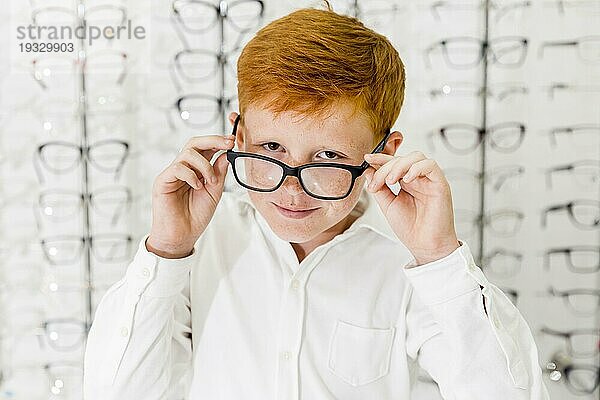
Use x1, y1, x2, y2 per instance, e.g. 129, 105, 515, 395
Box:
233, 103, 375, 243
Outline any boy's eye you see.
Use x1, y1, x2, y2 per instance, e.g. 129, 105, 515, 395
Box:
262, 142, 281, 152
317, 150, 340, 160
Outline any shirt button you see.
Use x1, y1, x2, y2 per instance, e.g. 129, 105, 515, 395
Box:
120, 327, 129, 337
282, 351, 291, 360
141, 268, 150, 277
290, 279, 299, 290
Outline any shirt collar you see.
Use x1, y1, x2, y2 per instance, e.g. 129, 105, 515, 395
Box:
234, 188, 400, 244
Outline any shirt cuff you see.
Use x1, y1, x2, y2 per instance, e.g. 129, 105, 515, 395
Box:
402, 240, 488, 306
124, 234, 197, 298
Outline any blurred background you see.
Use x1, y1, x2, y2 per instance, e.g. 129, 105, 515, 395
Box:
0, 0, 598, 399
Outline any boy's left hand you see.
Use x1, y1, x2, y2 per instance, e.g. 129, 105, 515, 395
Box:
363, 151, 461, 266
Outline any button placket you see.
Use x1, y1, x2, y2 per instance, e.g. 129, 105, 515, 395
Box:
290, 279, 300, 290
276, 274, 306, 400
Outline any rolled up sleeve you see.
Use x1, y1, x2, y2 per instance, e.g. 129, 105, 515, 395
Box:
403, 240, 550, 400
83, 234, 197, 400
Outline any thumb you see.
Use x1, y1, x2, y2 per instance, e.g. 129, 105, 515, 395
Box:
213, 151, 230, 185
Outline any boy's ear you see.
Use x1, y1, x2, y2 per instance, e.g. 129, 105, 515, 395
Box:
228, 112, 239, 127
382, 131, 403, 156
227, 111, 245, 147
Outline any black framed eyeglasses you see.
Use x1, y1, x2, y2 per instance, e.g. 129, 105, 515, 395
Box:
544, 351, 600, 395
540, 326, 600, 358
172, 0, 264, 34
424, 36, 529, 69
541, 200, 600, 230
544, 246, 600, 274
428, 122, 526, 155
226, 114, 391, 200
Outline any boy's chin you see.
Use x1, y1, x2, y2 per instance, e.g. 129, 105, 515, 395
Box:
269, 222, 319, 243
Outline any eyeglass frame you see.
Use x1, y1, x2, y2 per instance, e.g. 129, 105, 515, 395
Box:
424, 36, 529, 70
544, 246, 600, 274
225, 114, 392, 200
540, 326, 600, 358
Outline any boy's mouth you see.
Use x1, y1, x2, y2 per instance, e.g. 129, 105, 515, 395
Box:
272, 203, 319, 218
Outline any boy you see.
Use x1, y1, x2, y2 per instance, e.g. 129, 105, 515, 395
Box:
83, 4, 549, 399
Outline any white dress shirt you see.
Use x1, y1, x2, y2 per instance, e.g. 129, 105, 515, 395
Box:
83, 188, 550, 400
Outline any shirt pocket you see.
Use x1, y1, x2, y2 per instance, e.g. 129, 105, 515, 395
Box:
327, 319, 396, 387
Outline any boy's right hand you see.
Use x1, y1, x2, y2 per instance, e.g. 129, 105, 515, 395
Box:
146, 134, 235, 258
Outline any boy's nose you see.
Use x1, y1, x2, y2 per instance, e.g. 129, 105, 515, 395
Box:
281, 175, 305, 196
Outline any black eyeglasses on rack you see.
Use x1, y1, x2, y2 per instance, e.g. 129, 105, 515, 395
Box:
544, 246, 600, 274
172, 0, 264, 34
425, 36, 528, 69
539, 36, 600, 64
541, 200, 600, 230
33, 140, 129, 184
540, 326, 600, 358
428, 122, 526, 155
545, 160, 600, 190
544, 351, 599, 395
546, 286, 600, 317
170, 94, 238, 130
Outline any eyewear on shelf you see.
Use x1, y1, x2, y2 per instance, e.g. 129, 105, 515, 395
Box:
33, 139, 130, 184
5, 317, 91, 352
455, 208, 524, 237
36, 186, 133, 226
428, 82, 528, 102
172, 0, 264, 34
343, 1, 407, 31
226, 114, 391, 200
428, 122, 526, 155
40, 233, 133, 266
482, 248, 523, 278
544, 246, 600, 274
545, 160, 600, 189
170, 94, 238, 130
445, 165, 525, 192
32, 49, 129, 90
545, 351, 600, 395
546, 286, 600, 317
540, 326, 600, 358
169, 47, 239, 91
548, 0, 600, 15
430, 1, 532, 23
545, 82, 600, 99
84, 49, 129, 84
541, 200, 600, 230
0, 361, 83, 398
539, 36, 600, 64
547, 124, 600, 148
425, 36, 528, 69
31, 4, 127, 34
31, 54, 78, 90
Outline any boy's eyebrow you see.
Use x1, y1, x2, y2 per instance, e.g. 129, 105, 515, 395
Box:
249, 135, 354, 154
